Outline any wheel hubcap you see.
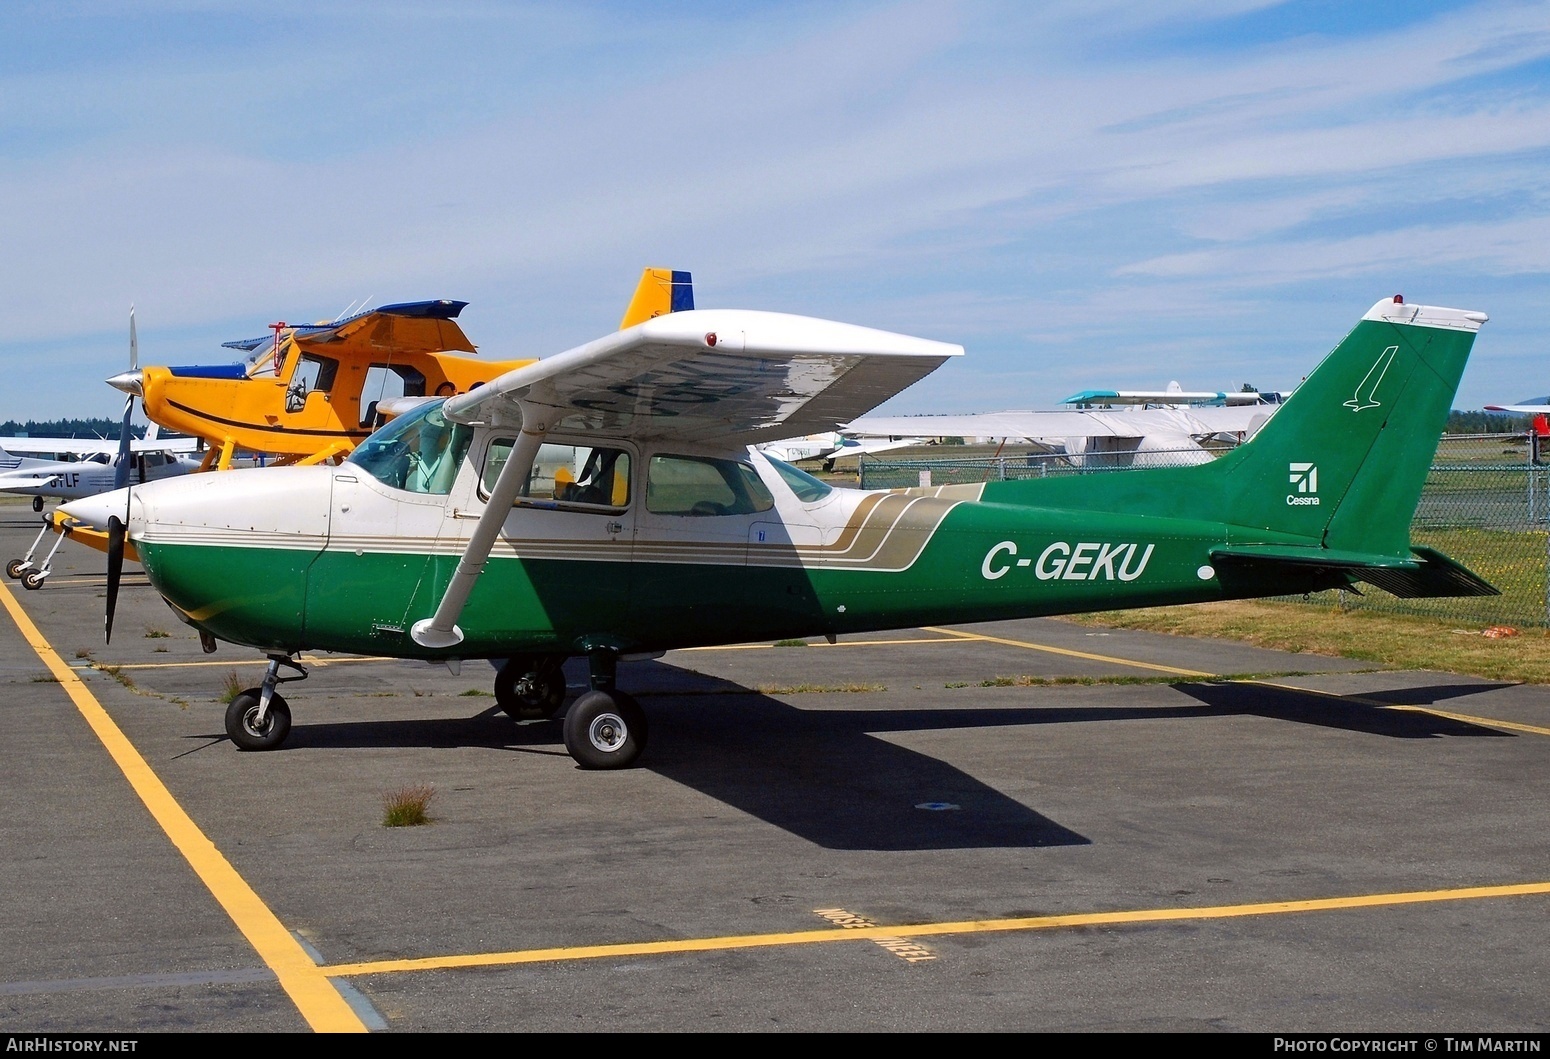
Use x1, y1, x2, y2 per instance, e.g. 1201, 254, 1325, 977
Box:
587, 713, 627, 753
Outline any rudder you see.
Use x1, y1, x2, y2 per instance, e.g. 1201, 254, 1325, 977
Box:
1214, 296, 1486, 557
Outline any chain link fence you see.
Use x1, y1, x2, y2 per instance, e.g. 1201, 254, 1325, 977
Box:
855, 433, 1550, 627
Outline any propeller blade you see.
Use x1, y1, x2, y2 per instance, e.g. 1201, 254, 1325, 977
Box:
105, 516, 125, 644
114, 308, 137, 491
113, 394, 134, 490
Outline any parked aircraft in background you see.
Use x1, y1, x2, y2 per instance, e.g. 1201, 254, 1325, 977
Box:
6, 309, 204, 588
840, 383, 1288, 468
108, 268, 695, 471
1484, 396, 1550, 414
1060, 382, 1288, 408
0, 433, 200, 507
61, 294, 1493, 770
756, 431, 925, 465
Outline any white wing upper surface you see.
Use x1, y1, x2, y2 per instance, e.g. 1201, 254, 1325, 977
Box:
0, 436, 201, 456
443, 310, 961, 445
844, 404, 1276, 444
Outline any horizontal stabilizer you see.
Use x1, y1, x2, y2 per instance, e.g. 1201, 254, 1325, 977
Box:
1211, 544, 1498, 599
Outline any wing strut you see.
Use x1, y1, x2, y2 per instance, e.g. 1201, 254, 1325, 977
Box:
410, 408, 548, 649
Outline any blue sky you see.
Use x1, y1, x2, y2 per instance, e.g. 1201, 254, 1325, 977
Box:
2, 0, 1548, 423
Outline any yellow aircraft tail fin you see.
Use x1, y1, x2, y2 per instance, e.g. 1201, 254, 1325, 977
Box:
619, 268, 694, 329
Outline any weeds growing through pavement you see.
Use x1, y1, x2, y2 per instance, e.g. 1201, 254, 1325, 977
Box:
382, 785, 436, 827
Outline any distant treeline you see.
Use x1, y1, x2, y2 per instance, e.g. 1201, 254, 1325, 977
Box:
1446, 410, 1532, 434
0, 418, 127, 439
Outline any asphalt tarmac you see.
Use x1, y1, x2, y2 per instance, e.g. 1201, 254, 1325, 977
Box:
1, 496, 1547, 1034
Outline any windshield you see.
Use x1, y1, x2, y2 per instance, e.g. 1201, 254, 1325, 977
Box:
347, 400, 472, 494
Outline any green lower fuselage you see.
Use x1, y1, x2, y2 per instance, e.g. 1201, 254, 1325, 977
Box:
138, 499, 1322, 659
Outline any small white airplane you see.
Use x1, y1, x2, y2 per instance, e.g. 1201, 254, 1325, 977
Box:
843, 386, 1286, 469
0, 428, 202, 508
3, 308, 202, 589
1483, 397, 1550, 415
756, 431, 926, 465
1060, 382, 1288, 408
57, 294, 1494, 771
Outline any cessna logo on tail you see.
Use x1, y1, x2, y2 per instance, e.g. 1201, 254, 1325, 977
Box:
1345, 345, 1397, 412
1288, 462, 1319, 505
982, 540, 1155, 582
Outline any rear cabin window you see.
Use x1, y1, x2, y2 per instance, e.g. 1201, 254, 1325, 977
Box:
646, 454, 774, 516
482, 440, 632, 509
764, 456, 833, 502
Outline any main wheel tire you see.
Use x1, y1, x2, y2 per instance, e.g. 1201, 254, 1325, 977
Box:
225, 690, 292, 751
494, 657, 567, 720
6, 559, 26, 580
32, 496, 43, 512
562, 690, 647, 770
21, 570, 45, 590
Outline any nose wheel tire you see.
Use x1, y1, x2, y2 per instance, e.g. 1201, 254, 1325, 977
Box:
226, 690, 292, 751
562, 690, 647, 770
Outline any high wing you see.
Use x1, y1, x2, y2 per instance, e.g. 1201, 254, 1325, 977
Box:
1061, 388, 1277, 407
846, 404, 1278, 445
407, 309, 959, 649
0, 436, 201, 456
442, 309, 961, 444
1483, 398, 1550, 413
221, 299, 477, 368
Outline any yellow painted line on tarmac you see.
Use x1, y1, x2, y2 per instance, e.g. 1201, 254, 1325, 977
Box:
0, 581, 366, 1033
1384, 704, 1550, 737
320, 879, 1550, 978
682, 637, 968, 652
1250, 679, 1550, 737
921, 626, 1214, 677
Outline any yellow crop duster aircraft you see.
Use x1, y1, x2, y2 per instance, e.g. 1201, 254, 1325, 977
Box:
108, 269, 695, 471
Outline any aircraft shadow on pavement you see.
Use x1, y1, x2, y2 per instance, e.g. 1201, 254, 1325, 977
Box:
197, 664, 1512, 852
218, 668, 1089, 852
1173, 680, 1516, 738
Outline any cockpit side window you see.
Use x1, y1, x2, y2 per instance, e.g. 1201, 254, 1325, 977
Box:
481, 439, 632, 510
646, 454, 775, 516
285, 353, 340, 412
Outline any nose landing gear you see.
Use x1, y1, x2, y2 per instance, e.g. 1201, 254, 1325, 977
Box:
7, 514, 68, 590
225, 655, 308, 751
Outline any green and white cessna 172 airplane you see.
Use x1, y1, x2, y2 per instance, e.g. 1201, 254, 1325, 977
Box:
59, 294, 1495, 770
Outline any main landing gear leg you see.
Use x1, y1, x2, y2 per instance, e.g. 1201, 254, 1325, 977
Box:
226, 655, 307, 752
561, 649, 647, 770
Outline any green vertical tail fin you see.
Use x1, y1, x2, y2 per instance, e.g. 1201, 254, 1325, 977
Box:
1212, 296, 1486, 556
